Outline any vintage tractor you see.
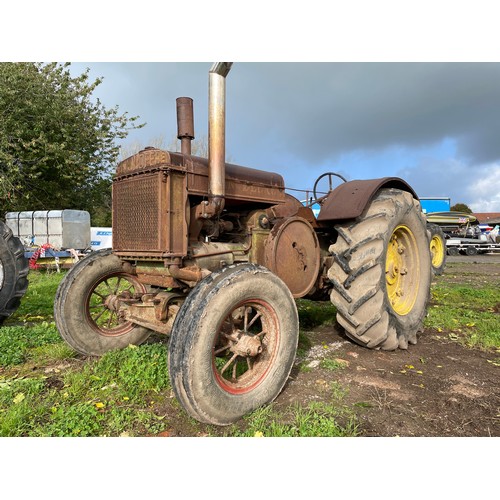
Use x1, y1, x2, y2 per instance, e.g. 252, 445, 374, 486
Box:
54, 63, 432, 425
0, 220, 29, 325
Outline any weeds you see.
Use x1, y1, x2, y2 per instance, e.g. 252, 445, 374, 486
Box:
426, 283, 500, 349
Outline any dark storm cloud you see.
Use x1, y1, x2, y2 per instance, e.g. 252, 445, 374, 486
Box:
74, 62, 500, 168
225, 62, 500, 166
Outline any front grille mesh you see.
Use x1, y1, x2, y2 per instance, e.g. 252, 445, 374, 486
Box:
113, 173, 161, 252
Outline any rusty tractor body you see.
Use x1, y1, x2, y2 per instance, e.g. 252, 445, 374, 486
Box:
54, 63, 432, 425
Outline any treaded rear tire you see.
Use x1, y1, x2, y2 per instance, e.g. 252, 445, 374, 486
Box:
0, 221, 29, 325
328, 188, 431, 350
427, 223, 447, 275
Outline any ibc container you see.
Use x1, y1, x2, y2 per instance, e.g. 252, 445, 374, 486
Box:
5, 210, 91, 250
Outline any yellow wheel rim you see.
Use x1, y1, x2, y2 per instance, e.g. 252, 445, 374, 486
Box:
430, 234, 445, 268
386, 225, 420, 316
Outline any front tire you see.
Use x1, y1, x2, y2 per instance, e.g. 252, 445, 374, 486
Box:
168, 264, 299, 426
54, 249, 152, 356
328, 188, 431, 350
0, 221, 29, 325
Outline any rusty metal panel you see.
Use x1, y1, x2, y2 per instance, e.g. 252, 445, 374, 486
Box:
112, 170, 187, 258
185, 156, 286, 205
166, 172, 188, 256
116, 148, 184, 177
317, 177, 418, 222
113, 172, 165, 252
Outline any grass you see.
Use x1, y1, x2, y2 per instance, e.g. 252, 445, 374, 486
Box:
227, 382, 358, 437
425, 282, 500, 349
1, 265, 497, 436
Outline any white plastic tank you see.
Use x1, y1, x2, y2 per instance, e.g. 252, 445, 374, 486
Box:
5, 210, 91, 250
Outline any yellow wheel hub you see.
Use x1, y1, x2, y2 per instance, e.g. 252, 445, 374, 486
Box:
386, 225, 420, 316
430, 234, 445, 268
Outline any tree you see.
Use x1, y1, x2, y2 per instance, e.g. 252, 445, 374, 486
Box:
0, 62, 143, 223
450, 203, 473, 214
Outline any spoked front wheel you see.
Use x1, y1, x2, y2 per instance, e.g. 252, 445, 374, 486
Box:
54, 249, 152, 356
168, 264, 299, 425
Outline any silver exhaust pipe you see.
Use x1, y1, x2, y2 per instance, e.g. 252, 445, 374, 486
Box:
208, 62, 232, 215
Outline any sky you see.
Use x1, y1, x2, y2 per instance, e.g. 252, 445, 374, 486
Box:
68, 61, 500, 212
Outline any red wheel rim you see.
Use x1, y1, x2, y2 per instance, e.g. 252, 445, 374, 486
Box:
85, 273, 146, 337
212, 299, 280, 395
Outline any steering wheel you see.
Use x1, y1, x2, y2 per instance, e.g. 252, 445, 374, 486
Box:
312, 172, 347, 203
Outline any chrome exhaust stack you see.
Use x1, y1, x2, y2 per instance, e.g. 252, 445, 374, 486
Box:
208, 62, 232, 215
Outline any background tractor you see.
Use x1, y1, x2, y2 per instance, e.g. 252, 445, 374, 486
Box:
0, 220, 29, 325
54, 63, 432, 425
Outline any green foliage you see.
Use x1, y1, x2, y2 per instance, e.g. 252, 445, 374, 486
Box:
0, 62, 143, 222
450, 203, 473, 214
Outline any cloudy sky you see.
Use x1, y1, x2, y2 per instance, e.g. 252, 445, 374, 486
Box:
69, 61, 500, 212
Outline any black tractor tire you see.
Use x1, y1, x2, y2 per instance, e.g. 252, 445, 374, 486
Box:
168, 264, 299, 426
328, 188, 431, 351
447, 247, 460, 256
427, 223, 447, 275
54, 248, 152, 356
0, 221, 29, 325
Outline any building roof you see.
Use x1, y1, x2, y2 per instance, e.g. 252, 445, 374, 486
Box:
473, 213, 500, 224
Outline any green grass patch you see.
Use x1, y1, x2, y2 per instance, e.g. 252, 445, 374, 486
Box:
0, 343, 171, 436
296, 299, 336, 329
0, 322, 62, 366
426, 283, 500, 349
6, 270, 65, 323
320, 358, 347, 371
227, 382, 358, 437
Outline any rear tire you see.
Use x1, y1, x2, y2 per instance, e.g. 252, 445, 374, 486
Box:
0, 221, 29, 325
54, 249, 152, 356
427, 223, 447, 275
328, 188, 431, 350
168, 264, 299, 425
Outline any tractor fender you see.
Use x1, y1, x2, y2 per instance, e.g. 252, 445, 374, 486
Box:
316, 177, 418, 223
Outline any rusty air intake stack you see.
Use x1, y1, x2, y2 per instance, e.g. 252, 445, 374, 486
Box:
208, 62, 233, 216
176, 97, 195, 155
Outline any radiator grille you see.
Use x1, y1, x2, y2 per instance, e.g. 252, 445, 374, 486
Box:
113, 173, 162, 252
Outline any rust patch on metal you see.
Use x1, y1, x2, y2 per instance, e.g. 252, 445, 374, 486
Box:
264, 216, 320, 298
317, 177, 418, 222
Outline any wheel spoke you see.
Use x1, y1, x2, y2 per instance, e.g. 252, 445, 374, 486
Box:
220, 352, 238, 376
214, 344, 230, 355
246, 310, 262, 331
103, 279, 114, 293
89, 303, 106, 310
243, 307, 249, 331
113, 277, 122, 294
91, 308, 107, 323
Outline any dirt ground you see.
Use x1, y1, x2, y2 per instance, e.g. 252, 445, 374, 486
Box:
148, 254, 500, 437
273, 254, 500, 437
